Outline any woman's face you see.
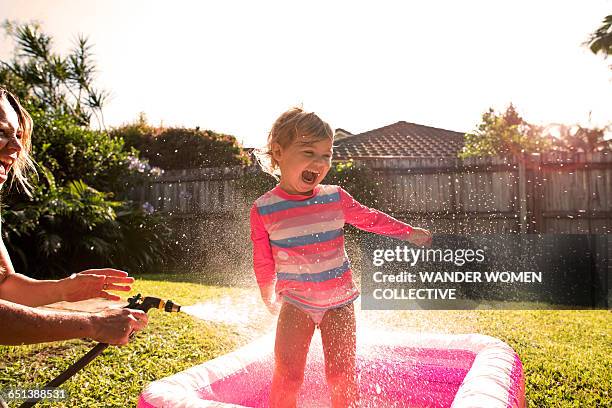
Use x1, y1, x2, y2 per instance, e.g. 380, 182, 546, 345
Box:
0, 97, 23, 186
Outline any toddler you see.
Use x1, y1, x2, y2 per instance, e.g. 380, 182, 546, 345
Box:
250, 107, 431, 408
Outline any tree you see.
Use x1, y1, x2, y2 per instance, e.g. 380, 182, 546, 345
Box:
2, 168, 173, 278
0, 20, 108, 127
586, 15, 612, 61
0, 22, 172, 277
0, 21, 144, 195
460, 104, 549, 159
462, 105, 611, 159
542, 123, 612, 153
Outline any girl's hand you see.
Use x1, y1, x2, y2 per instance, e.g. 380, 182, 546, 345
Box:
263, 298, 281, 315
259, 284, 281, 315
407, 228, 433, 247
60, 269, 134, 302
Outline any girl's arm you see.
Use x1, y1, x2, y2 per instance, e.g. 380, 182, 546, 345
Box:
340, 187, 414, 239
340, 188, 432, 246
250, 205, 278, 312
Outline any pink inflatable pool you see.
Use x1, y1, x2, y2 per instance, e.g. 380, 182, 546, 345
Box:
137, 332, 525, 408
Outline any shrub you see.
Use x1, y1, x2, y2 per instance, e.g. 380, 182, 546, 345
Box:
233, 167, 277, 203
112, 120, 250, 170
27, 106, 135, 193
324, 160, 380, 207
1, 167, 173, 278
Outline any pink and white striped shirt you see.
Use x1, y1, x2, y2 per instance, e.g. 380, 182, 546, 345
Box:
250, 184, 414, 312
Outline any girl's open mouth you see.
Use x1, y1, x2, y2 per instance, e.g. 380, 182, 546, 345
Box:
301, 170, 319, 184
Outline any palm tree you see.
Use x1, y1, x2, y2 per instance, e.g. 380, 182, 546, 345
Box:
0, 21, 108, 128
586, 14, 612, 67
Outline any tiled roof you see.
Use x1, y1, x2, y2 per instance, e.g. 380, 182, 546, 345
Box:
333, 121, 465, 159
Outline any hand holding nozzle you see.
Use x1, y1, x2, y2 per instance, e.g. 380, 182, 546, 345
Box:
90, 308, 148, 346
90, 295, 181, 346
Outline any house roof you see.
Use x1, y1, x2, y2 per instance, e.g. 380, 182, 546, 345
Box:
333, 121, 465, 159
335, 128, 353, 135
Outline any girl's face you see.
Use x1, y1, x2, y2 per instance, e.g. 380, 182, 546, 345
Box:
272, 136, 333, 195
0, 97, 23, 186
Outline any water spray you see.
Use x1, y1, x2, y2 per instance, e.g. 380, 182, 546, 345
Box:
18, 294, 182, 408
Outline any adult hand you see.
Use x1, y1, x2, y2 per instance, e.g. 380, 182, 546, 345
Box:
89, 308, 148, 345
407, 228, 433, 247
61, 268, 134, 302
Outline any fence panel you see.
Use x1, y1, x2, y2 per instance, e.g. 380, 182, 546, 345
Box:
131, 152, 611, 234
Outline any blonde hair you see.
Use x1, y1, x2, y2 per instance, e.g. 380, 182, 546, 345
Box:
0, 87, 36, 195
254, 107, 333, 178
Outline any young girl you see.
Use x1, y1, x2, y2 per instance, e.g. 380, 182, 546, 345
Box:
250, 107, 431, 408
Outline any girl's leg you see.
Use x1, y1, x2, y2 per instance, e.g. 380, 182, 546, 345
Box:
319, 303, 358, 408
270, 301, 316, 408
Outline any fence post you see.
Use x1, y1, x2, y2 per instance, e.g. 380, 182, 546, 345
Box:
585, 152, 592, 234
592, 234, 609, 308
518, 153, 528, 234
528, 153, 543, 233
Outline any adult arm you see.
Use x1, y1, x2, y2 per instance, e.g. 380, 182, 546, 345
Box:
0, 298, 148, 346
0, 237, 133, 307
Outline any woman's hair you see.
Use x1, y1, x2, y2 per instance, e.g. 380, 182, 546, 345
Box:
0, 87, 35, 195
254, 107, 333, 178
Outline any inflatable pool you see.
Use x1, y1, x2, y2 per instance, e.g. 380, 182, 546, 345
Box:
137, 332, 525, 408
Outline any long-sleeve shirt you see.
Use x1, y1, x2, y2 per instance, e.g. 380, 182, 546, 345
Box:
250, 184, 414, 310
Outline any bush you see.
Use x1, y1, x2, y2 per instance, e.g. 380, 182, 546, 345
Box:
27, 106, 135, 193
1, 168, 173, 278
324, 160, 380, 207
233, 167, 277, 203
112, 120, 250, 170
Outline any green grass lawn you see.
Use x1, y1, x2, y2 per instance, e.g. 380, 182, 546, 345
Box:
1, 274, 610, 407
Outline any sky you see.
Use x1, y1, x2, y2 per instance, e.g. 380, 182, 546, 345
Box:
0, 0, 610, 147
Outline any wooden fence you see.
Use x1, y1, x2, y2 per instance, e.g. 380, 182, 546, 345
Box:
355, 151, 612, 234
130, 166, 251, 216
131, 151, 612, 234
